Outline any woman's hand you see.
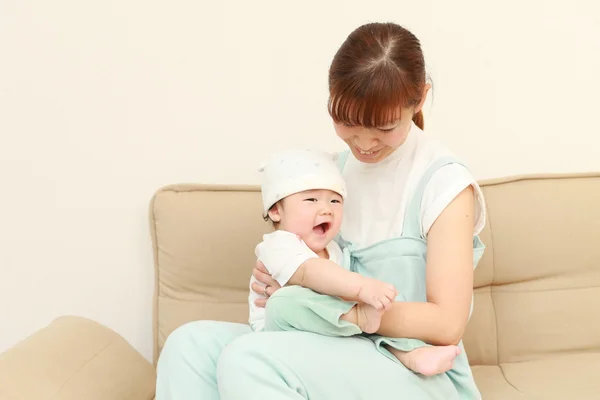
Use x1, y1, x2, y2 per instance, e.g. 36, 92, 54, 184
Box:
251, 260, 281, 307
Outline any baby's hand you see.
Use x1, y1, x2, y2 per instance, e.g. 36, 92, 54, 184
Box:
357, 278, 397, 311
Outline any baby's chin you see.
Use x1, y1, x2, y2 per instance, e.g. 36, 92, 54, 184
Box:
305, 234, 336, 254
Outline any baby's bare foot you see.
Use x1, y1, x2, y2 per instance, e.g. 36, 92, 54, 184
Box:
390, 345, 460, 376
355, 303, 383, 333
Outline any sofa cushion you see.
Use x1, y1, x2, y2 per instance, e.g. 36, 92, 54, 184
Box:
0, 317, 155, 400
503, 352, 600, 397
149, 184, 268, 362
463, 174, 600, 367
471, 366, 523, 399
471, 352, 600, 399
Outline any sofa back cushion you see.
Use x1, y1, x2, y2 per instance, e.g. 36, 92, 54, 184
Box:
463, 174, 600, 365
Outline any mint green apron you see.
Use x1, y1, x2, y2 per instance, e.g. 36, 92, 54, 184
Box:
263, 151, 486, 398
155, 152, 485, 400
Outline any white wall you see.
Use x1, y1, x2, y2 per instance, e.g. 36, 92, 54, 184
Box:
1, 0, 598, 362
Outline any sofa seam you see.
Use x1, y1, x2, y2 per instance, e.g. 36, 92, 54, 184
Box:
149, 188, 162, 367
49, 340, 115, 399
485, 188, 500, 366
485, 189, 522, 394
498, 364, 523, 393
150, 172, 600, 195
478, 172, 600, 187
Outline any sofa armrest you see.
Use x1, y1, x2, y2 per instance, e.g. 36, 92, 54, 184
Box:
0, 316, 155, 400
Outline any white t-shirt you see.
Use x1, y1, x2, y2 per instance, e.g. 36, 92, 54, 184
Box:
340, 122, 486, 248
248, 230, 344, 331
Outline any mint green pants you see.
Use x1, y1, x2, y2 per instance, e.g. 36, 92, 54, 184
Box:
156, 287, 464, 400
264, 286, 432, 363
155, 321, 458, 400
264, 286, 360, 335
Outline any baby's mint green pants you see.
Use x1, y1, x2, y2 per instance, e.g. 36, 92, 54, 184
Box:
264, 286, 432, 362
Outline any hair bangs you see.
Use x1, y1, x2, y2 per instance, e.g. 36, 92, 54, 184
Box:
328, 62, 420, 128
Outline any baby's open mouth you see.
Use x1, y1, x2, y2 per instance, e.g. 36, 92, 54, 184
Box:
313, 222, 330, 236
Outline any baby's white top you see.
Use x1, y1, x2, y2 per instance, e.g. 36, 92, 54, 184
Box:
248, 230, 344, 331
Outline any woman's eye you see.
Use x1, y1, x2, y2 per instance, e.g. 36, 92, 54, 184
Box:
342, 123, 355, 128
378, 127, 395, 133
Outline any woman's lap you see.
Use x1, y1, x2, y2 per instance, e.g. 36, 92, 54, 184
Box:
155, 320, 253, 400
157, 320, 459, 400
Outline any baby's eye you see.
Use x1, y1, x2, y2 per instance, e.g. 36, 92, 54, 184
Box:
304, 198, 317, 202
331, 199, 342, 204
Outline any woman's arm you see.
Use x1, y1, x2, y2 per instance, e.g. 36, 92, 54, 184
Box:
376, 186, 476, 346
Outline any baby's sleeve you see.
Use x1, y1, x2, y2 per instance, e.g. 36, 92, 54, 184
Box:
256, 231, 318, 287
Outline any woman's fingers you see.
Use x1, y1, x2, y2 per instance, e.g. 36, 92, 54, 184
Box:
255, 260, 273, 286
256, 260, 269, 274
253, 268, 280, 288
251, 282, 278, 297
251, 260, 281, 308
252, 267, 273, 285
254, 298, 267, 308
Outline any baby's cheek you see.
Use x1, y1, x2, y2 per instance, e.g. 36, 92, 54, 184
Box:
290, 217, 311, 235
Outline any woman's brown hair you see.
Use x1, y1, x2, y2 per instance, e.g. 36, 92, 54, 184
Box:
328, 22, 427, 130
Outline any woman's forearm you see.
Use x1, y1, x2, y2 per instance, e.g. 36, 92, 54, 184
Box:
378, 187, 476, 346
377, 301, 465, 346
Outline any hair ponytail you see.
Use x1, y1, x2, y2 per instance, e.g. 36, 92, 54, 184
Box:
412, 110, 424, 130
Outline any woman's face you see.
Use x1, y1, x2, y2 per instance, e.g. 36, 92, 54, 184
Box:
333, 107, 416, 164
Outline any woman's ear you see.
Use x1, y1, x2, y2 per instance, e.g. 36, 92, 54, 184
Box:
414, 83, 432, 113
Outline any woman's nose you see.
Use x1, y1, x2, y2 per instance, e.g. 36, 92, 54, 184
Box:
354, 133, 378, 150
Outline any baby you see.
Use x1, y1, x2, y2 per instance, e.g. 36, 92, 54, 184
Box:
248, 148, 460, 376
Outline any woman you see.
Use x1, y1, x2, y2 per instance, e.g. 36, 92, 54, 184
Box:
156, 21, 486, 399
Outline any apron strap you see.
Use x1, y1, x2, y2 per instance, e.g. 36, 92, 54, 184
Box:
402, 157, 465, 239
336, 150, 350, 172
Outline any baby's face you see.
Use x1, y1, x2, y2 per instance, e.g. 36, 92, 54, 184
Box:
276, 189, 343, 253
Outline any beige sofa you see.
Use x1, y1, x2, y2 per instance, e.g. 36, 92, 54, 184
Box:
1, 173, 599, 399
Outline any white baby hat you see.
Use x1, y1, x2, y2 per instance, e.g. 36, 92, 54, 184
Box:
259, 148, 347, 217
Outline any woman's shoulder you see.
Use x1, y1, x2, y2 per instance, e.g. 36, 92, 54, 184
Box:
421, 165, 486, 237
412, 132, 486, 237
411, 127, 459, 164
411, 127, 477, 179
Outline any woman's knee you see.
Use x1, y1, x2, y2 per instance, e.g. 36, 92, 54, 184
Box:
216, 333, 305, 396
217, 332, 273, 376
159, 320, 212, 361
159, 320, 249, 364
